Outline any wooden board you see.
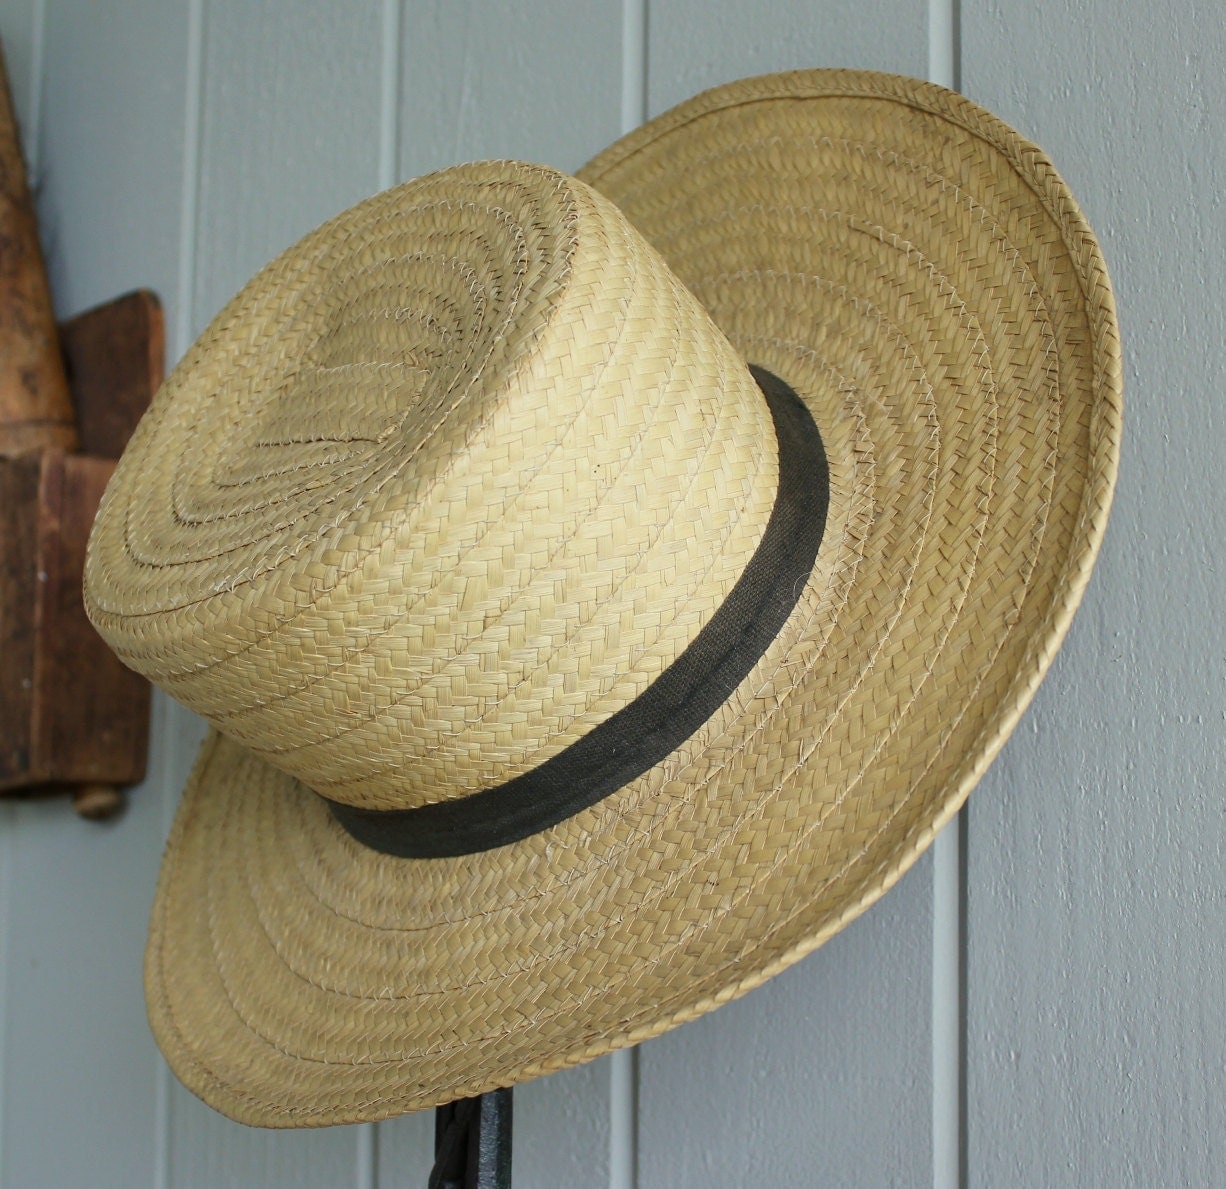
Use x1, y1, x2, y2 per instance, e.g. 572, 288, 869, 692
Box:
0, 453, 39, 781
60, 289, 164, 457
0, 451, 148, 792
0, 292, 161, 796
962, 2, 1226, 1183
0, 37, 76, 458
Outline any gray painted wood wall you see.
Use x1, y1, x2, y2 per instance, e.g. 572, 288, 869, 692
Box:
0, 1, 1219, 1185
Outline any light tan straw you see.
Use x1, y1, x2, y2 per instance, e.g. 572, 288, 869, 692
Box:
84, 68, 1120, 1127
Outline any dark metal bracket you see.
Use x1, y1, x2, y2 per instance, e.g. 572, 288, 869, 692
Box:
429, 1089, 513, 1189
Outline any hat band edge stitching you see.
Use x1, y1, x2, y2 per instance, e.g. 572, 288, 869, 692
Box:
323, 365, 828, 858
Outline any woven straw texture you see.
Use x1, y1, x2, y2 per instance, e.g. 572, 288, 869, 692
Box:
84, 69, 1120, 1127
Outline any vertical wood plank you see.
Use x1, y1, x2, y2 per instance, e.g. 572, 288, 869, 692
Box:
190, 0, 386, 326
1, 703, 184, 1189
637, 860, 934, 1188
646, 0, 928, 116
397, 0, 624, 181
0, 799, 12, 1180
962, 2, 1226, 1184
24, 0, 190, 322
637, 4, 936, 1185
372, 1107, 432, 1189
169, 1105, 361, 1189
515, 1064, 613, 1189
0, 0, 39, 161
167, 2, 387, 1182
0, 2, 191, 1185
0, 6, 40, 1174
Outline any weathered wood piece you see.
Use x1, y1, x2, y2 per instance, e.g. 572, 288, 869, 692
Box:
0, 292, 162, 810
0, 41, 76, 459
59, 289, 163, 458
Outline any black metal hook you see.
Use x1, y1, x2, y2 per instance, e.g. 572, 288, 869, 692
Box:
429, 1089, 513, 1189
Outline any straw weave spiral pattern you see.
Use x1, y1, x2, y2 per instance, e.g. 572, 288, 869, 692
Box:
86, 162, 777, 809
84, 70, 1120, 1126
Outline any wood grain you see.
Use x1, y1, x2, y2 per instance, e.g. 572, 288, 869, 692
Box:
0, 290, 162, 795
0, 39, 75, 457
59, 288, 163, 457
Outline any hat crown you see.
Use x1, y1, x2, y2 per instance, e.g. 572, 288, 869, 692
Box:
85, 160, 779, 810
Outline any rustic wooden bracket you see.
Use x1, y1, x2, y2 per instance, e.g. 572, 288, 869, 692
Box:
0, 290, 163, 819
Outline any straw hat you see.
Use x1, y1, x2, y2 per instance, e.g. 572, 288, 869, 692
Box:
83, 69, 1120, 1127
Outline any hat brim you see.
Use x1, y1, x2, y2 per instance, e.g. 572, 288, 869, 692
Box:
145, 69, 1121, 1126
